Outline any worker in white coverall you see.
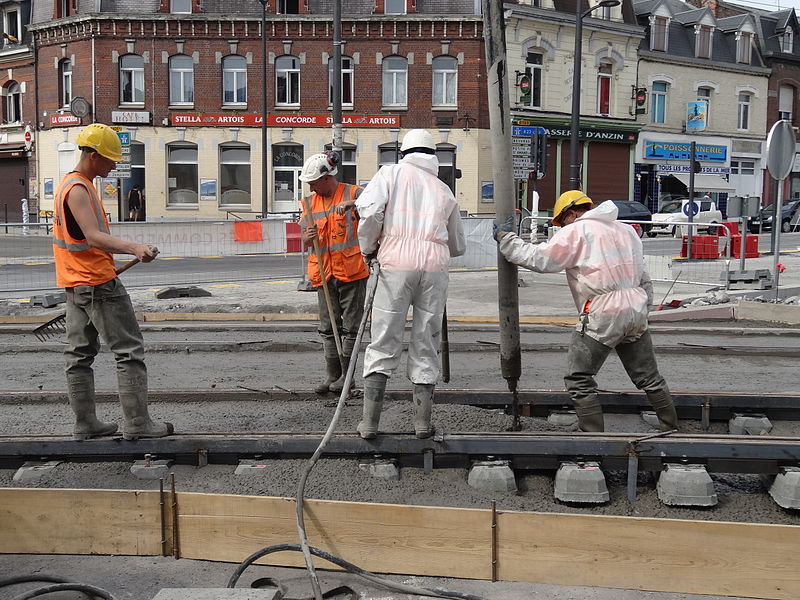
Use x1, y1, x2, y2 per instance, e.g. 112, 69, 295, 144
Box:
494, 190, 679, 432
355, 129, 466, 439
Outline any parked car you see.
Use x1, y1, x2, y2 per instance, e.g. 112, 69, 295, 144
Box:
748, 200, 800, 234
609, 200, 652, 237
647, 198, 722, 237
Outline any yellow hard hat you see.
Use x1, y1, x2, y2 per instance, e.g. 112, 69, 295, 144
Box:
76, 123, 123, 162
552, 190, 593, 226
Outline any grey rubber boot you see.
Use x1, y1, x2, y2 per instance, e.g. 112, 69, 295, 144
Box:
357, 373, 388, 440
647, 389, 679, 432
315, 339, 342, 394
574, 395, 605, 432
119, 372, 174, 440
329, 337, 357, 394
67, 373, 118, 440
412, 383, 435, 439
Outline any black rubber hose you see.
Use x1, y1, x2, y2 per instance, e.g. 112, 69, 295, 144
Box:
227, 543, 488, 600
0, 576, 98, 599
10, 583, 116, 600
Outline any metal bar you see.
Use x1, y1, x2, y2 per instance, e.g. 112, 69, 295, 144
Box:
491, 500, 497, 583
626, 454, 638, 502
2, 432, 798, 473
159, 478, 167, 557
170, 473, 180, 560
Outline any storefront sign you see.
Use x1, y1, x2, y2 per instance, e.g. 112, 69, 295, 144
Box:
112, 111, 151, 124
170, 114, 401, 127
644, 141, 727, 162
512, 119, 637, 143
686, 101, 707, 132
657, 164, 730, 174
49, 113, 81, 126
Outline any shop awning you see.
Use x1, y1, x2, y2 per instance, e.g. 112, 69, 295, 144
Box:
671, 173, 735, 193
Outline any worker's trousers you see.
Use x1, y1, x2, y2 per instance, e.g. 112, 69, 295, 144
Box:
564, 329, 669, 429
64, 278, 147, 382
362, 269, 448, 385
317, 277, 367, 346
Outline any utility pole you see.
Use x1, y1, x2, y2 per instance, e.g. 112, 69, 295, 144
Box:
259, 0, 269, 218
331, 0, 343, 152
482, 0, 522, 430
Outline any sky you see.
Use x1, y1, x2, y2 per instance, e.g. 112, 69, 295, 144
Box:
727, 0, 800, 12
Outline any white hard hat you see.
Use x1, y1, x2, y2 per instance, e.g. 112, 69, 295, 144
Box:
299, 153, 338, 182
400, 129, 436, 153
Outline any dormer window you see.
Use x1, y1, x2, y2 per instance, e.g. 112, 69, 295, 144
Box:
782, 30, 794, 53
696, 25, 713, 59
737, 32, 752, 64
171, 0, 191, 14
651, 16, 669, 52
3, 8, 19, 46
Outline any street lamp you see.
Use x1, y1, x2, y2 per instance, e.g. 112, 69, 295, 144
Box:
390, 128, 400, 163
258, 0, 268, 218
568, 0, 620, 190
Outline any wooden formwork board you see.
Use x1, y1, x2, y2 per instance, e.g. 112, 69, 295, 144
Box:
1, 487, 798, 599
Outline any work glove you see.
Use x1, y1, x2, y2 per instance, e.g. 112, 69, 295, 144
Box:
493, 215, 515, 242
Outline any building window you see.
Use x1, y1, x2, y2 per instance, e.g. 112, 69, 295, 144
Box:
3, 8, 19, 45
432, 56, 457, 108
59, 59, 72, 108
651, 81, 667, 124
597, 61, 612, 116
120, 55, 145, 105
275, 56, 300, 106
56, 0, 75, 18
737, 32, 752, 64
738, 93, 751, 130
169, 55, 194, 105
525, 52, 543, 108
730, 160, 755, 176
276, 0, 299, 13
384, 0, 406, 15
170, 0, 192, 13
696, 25, 713, 59
382, 56, 407, 107
328, 56, 353, 107
219, 144, 251, 206
222, 55, 247, 105
167, 143, 198, 205
651, 16, 669, 52
697, 87, 711, 124
3, 81, 20, 123
599, 3, 612, 20
324, 144, 357, 184
782, 30, 794, 53
379, 142, 400, 166
779, 85, 793, 122
436, 145, 457, 193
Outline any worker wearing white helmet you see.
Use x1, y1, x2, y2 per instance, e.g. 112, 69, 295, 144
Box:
355, 129, 466, 440
54, 123, 172, 441
299, 152, 369, 395
494, 191, 678, 433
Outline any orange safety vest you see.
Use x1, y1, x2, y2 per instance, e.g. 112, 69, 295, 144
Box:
52, 172, 117, 288
300, 183, 369, 287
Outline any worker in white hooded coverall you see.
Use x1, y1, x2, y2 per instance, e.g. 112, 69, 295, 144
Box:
495, 191, 679, 433
355, 129, 466, 439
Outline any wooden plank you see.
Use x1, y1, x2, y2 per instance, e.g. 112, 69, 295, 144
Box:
175, 493, 492, 579
496, 511, 800, 600
138, 312, 317, 322
0, 488, 162, 556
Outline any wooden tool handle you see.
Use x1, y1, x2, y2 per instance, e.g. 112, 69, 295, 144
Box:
115, 246, 158, 275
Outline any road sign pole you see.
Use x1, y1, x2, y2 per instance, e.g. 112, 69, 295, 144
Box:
766, 120, 796, 299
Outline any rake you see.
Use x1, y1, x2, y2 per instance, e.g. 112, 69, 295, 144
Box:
32, 257, 143, 342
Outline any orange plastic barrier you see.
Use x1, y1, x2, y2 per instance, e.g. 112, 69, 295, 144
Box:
233, 221, 263, 242
730, 234, 759, 259
285, 221, 301, 252
680, 235, 719, 259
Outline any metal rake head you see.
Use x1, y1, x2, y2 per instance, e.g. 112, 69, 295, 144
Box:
32, 313, 66, 342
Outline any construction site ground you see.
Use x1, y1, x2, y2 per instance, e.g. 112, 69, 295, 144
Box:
1, 269, 799, 600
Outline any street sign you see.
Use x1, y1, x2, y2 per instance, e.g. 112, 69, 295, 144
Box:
682, 201, 700, 217
766, 120, 795, 181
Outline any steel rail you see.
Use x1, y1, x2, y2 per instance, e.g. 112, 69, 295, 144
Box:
1, 431, 799, 474
4, 389, 800, 421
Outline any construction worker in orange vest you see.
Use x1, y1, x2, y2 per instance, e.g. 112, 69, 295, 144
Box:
299, 152, 369, 395
53, 123, 173, 440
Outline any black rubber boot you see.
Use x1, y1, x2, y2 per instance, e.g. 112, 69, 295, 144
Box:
412, 383, 435, 439
357, 373, 388, 440
119, 372, 174, 440
647, 389, 679, 432
315, 339, 342, 394
68, 373, 118, 441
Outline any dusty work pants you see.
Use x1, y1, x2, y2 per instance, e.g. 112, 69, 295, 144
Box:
317, 277, 367, 347
565, 330, 671, 431
64, 278, 147, 383
362, 269, 448, 385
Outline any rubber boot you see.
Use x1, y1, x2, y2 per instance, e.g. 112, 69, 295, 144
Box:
647, 389, 679, 432
119, 372, 174, 440
357, 373, 388, 440
329, 337, 357, 394
574, 395, 605, 432
412, 383, 435, 439
67, 373, 118, 441
315, 339, 342, 394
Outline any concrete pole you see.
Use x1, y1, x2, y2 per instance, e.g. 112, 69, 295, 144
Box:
568, 0, 584, 191
482, 0, 522, 424
259, 0, 269, 218
331, 0, 343, 152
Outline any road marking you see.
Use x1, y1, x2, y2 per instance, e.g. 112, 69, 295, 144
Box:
198, 255, 222, 259
210, 283, 241, 288
157, 257, 184, 260
24, 262, 50, 266
264, 280, 293, 285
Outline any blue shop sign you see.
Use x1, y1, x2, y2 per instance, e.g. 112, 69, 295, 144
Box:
644, 141, 726, 162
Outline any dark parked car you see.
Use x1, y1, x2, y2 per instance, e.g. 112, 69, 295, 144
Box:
749, 200, 800, 234
610, 200, 652, 237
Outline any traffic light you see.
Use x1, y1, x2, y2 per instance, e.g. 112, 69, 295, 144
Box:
692, 160, 702, 173
530, 129, 548, 177
634, 87, 647, 115
519, 72, 532, 105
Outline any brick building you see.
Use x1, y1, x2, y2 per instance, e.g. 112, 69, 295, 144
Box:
28, 0, 489, 220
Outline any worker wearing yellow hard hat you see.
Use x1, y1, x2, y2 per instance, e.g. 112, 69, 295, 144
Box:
493, 190, 678, 433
